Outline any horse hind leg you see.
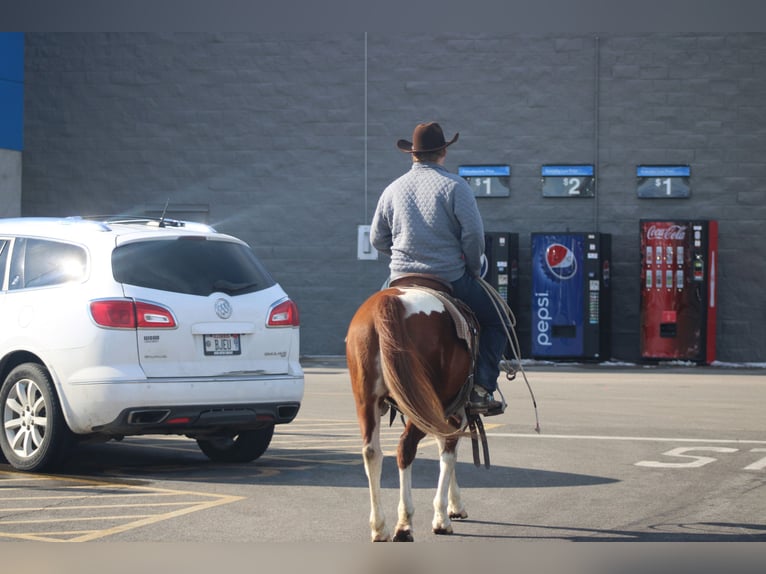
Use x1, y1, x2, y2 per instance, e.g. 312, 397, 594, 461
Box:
447, 437, 468, 520
350, 350, 390, 540
362, 417, 391, 542
393, 464, 415, 542
393, 422, 425, 542
432, 435, 466, 534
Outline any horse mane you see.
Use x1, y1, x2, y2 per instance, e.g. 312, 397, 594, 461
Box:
373, 292, 457, 436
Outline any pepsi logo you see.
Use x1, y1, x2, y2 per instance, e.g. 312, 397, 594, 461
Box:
545, 243, 578, 280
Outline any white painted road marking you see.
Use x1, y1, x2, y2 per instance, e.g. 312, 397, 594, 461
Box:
487, 433, 766, 471
487, 432, 766, 445
635, 446, 739, 468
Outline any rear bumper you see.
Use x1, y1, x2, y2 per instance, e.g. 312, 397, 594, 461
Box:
60, 373, 304, 434
92, 400, 301, 437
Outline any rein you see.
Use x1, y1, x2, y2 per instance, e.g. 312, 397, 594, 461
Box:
477, 276, 542, 435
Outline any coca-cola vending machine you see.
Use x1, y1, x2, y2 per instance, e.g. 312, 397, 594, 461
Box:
639, 219, 718, 363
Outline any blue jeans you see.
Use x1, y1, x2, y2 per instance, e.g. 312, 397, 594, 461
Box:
450, 272, 507, 393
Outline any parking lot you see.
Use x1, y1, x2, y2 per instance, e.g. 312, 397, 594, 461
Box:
1, 359, 765, 546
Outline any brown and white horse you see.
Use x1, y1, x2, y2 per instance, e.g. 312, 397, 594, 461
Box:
346, 284, 474, 542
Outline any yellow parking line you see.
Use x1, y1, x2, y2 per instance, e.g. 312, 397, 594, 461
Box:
0, 501, 197, 512
2, 514, 156, 525
0, 472, 244, 543
0, 492, 192, 501
70, 496, 242, 543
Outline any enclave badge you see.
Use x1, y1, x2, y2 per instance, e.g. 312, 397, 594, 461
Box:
214, 298, 232, 319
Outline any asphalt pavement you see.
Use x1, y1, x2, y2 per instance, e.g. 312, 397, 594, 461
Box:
2, 357, 765, 571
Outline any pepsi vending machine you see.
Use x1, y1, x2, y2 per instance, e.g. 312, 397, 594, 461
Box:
531, 232, 612, 360
639, 219, 717, 363
481, 232, 519, 317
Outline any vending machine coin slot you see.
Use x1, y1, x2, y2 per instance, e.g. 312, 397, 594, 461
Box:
693, 254, 704, 281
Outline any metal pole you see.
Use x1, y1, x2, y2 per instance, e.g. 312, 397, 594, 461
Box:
593, 35, 600, 232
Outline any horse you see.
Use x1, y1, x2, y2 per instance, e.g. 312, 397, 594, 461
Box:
345, 279, 478, 542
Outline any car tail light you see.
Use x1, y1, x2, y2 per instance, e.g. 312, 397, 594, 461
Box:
267, 299, 299, 327
135, 301, 177, 328
90, 299, 177, 329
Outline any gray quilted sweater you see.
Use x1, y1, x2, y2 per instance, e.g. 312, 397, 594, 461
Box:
370, 161, 485, 282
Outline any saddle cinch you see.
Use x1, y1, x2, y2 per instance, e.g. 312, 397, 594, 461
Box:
387, 273, 493, 468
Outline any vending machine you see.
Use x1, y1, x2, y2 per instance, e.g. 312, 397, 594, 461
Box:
530, 232, 612, 360
639, 219, 718, 363
481, 232, 519, 318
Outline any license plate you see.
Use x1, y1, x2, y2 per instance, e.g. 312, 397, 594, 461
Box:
203, 334, 241, 356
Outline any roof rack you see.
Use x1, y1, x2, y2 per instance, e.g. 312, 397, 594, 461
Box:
73, 215, 216, 233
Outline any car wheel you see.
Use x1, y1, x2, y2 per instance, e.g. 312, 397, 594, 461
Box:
196, 425, 275, 463
0, 363, 73, 472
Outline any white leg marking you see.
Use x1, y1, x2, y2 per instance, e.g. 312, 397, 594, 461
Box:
396, 464, 414, 537
432, 436, 457, 534
363, 407, 390, 542
447, 440, 467, 519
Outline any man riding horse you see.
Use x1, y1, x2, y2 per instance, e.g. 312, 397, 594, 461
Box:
369, 121, 507, 415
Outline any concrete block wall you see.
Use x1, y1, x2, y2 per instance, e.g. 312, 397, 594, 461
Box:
20, 33, 766, 362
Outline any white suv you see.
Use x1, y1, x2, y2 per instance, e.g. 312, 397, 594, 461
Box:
0, 216, 304, 472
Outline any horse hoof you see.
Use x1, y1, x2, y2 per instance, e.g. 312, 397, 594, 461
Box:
393, 529, 414, 542
433, 526, 454, 535
449, 510, 468, 520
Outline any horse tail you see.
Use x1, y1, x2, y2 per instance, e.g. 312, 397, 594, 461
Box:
374, 292, 456, 436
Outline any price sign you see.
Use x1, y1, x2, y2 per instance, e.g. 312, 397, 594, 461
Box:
458, 165, 511, 197
541, 165, 595, 197
637, 165, 691, 198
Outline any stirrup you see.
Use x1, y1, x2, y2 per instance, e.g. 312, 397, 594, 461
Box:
466, 401, 506, 417
466, 389, 505, 416
466, 386, 507, 417
483, 403, 506, 417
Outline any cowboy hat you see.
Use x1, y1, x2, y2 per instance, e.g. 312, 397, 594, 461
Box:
396, 122, 459, 153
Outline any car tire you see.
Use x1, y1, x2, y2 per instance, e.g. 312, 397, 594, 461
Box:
0, 363, 73, 472
196, 425, 275, 463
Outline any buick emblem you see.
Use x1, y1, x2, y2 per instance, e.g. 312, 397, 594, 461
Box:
214, 298, 232, 319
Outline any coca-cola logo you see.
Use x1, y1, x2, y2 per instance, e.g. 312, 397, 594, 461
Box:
646, 224, 686, 241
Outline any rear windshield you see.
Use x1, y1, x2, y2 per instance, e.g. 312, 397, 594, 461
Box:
112, 237, 276, 296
